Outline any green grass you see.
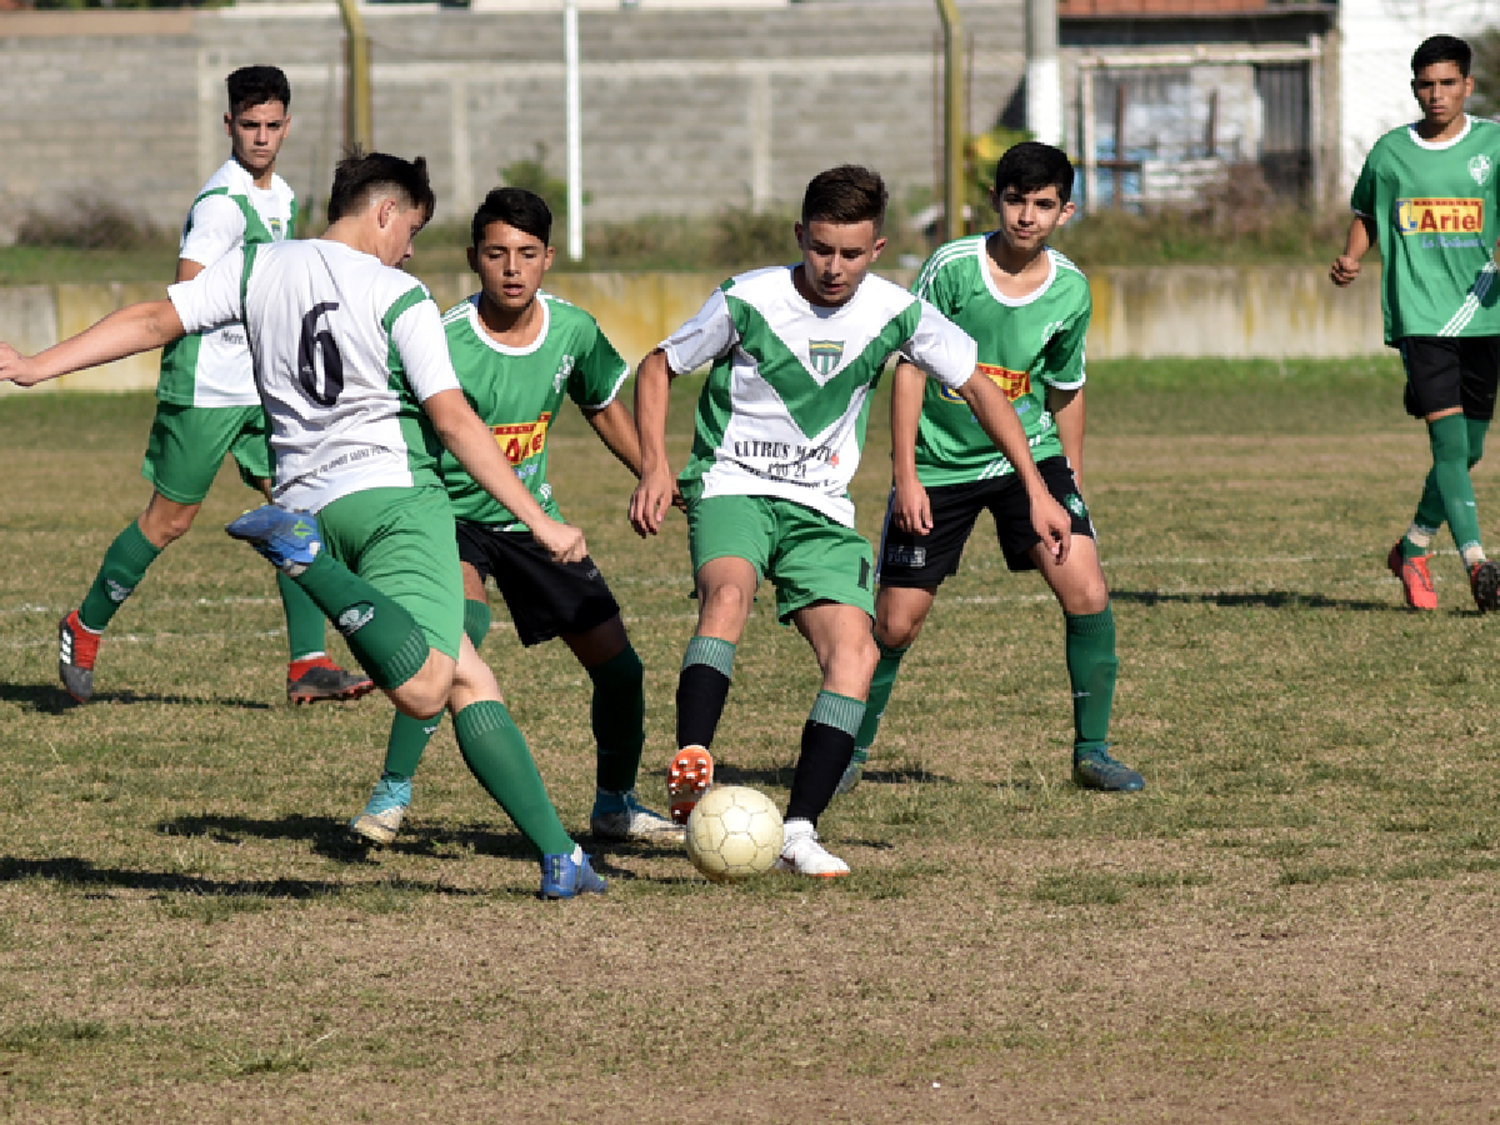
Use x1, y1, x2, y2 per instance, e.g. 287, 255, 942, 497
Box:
1, 355, 1498, 1122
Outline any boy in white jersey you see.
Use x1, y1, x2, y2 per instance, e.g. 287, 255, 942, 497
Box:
349, 187, 680, 848
56, 66, 373, 706
847, 142, 1142, 797
0, 153, 607, 899
630, 165, 1073, 876
1332, 34, 1500, 613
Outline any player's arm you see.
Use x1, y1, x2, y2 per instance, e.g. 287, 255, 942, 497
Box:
424, 388, 587, 564
1331, 214, 1375, 288
889, 360, 933, 535
628, 348, 677, 537
584, 399, 645, 476
0, 300, 185, 388
1049, 385, 1085, 494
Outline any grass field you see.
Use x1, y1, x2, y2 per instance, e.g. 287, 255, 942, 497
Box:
2, 357, 1498, 1124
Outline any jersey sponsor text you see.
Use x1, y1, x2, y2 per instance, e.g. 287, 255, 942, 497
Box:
1396, 198, 1484, 235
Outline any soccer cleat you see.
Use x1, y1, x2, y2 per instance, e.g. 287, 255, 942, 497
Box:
287, 657, 376, 705
667, 746, 714, 825
590, 789, 686, 843
1470, 559, 1500, 613
540, 849, 608, 899
349, 776, 412, 847
835, 747, 869, 796
1072, 745, 1145, 793
225, 505, 322, 574
1387, 542, 1437, 611
774, 819, 850, 878
57, 610, 101, 704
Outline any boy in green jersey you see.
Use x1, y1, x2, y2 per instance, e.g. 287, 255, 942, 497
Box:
1332, 34, 1500, 613
56, 66, 373, 706
844, 142, 1142, 797
630, 165, 1073, 876
350, 187, 680, 848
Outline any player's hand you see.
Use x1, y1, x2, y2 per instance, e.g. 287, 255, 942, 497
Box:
1030, 492, 1072, 564
0, 344, 43, 387
1330, 255, 1360, 288
629, 466, 676, 537
891, 476, 932, 536
671, 481, 687, 512
533, 518, 588, 565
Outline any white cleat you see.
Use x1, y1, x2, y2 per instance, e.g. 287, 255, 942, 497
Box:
774, 818, 850, 878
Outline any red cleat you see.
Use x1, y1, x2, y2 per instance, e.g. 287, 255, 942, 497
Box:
1387, 543, 1437, 611
667, 746, 715, 825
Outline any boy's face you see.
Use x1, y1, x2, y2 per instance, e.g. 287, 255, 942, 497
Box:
989, 183, 1075, 255
468, 220, 554, 313
794, 219, 886, 307
374, 199, 428, 269
225, 100, 290, 179
1412, 61, 1472, 129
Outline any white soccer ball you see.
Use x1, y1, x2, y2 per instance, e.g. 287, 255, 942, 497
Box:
684, 785, 784, 883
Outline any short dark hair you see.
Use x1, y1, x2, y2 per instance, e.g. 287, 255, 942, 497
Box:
327, 149, 436, 225
801, 165, 888, 233
1412, 34, 1472, 77
993, 141, 1076, 205
471, 187, 552, 248
226, 65, 291, 116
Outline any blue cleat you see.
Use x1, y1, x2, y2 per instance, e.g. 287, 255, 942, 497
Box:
1072, 745, 1145, 793
350, 775, 412, 847
540, 848, 608, 899
225, 505, 322, 574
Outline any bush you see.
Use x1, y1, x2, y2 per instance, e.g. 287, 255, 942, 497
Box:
14, 194, 167, 251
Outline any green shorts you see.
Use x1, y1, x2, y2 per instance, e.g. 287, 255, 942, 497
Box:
686, 493, 876, 623
316, 486, 464, 659
142, 402, 273, 505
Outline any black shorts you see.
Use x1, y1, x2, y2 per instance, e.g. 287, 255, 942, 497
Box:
455, 521, 620, 647
1399, 336, 1499, 421
876, 456, 1096, 586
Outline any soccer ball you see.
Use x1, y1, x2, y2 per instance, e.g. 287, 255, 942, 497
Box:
684, 785, 784, 883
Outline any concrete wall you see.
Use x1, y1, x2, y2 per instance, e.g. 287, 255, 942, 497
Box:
0, 264, 1388, 397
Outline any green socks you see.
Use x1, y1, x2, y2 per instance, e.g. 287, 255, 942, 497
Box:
277, 571, 329, 662
590, 644, 646, 793
290, 553, 429, 689
453, 699, 573, 856
1425, 413, 1484, 563
853, 639, 909, 754
79, 521, 160, 632
380, 598, 492, 780
1411, 415, 1490, 562
1066, 607, 1118, 756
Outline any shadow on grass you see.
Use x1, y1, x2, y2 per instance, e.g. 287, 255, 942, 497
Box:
0, 855, 482, 898
1113, 588, 1408, 613
0, 682, 274, 713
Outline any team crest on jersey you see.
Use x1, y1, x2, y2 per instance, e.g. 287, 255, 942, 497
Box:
1471, 155, 1493, 186
553, 355, 575, 393
270, 217, 284, 237
808, 340, 844, 377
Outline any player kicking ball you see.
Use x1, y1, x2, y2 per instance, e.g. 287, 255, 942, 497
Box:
1332, 34, 1500, 613
0, 152, 606, 899
56, 65, 372, 706
349, 187, 680, 848
629, 165, 1072, 877
843, 142, 1143, 797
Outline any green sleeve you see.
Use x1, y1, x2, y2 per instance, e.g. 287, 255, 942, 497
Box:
568, 319, 630, 409
1350, 153, 1378, 217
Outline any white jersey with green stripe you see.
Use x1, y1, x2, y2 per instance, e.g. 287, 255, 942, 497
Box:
157, 158, 297, 408
1350, 115, 1500, 344
911, 237, 1090, 487
439, 292, 630, 530
664, 266, 978, 527
167, 239, 460, 513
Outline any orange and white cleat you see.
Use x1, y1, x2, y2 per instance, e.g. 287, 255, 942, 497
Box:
667, 746, 714, 825
1387, 542, 1437, 612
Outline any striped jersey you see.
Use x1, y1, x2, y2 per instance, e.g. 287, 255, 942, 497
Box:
664, 265, 978, 527
1350, 115, 1500, 343
168, 239, 459, 513
910, 238, 1089, 488
439, 292, 629, 530
157, 158, 297, 407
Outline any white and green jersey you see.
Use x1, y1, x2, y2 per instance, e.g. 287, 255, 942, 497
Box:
157, 158, 297, 408
911, 238, 1089, 487
440, 292, 629, 530
167, 239, 459, 513
1350, 115, 1500, 344
664, 266, 978, 527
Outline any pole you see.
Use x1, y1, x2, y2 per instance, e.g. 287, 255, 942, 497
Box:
565, 0, 584, 262
935, 0, 965, 242
335, 0, 373, 152
1025, 0, 1061, 146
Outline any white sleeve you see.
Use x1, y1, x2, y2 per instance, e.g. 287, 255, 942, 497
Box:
899, 298, 979, 390
390, 295, 462, 403
167, 250, 246, 336
179, 194, 247, 268
661, 288, 738, 375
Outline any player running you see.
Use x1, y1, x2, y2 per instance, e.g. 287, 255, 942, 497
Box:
1332, 34, 1500, 612
629, 165, 1072, 877
842, 142, 1142, 797
0, 152, 607, 899
55, 65, 373, 706
349, 186, 680, 848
